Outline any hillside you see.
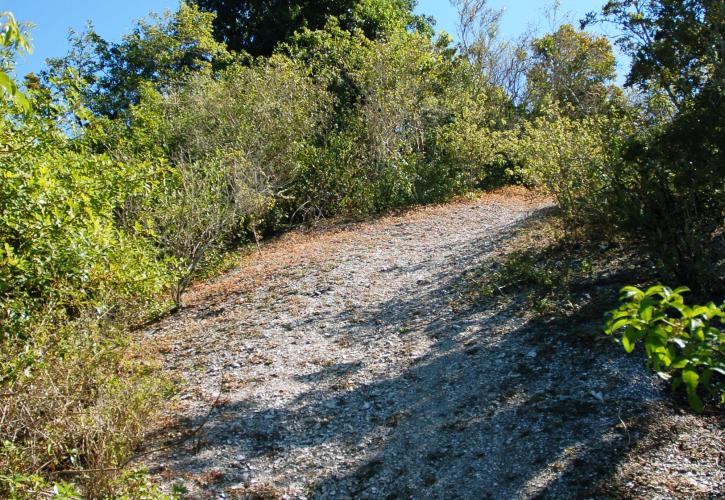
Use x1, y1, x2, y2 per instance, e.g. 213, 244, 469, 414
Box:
139, 190, 723, 498
2, 1, 723, 496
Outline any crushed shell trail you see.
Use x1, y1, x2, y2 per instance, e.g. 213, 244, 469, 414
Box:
141, 189, 724, 499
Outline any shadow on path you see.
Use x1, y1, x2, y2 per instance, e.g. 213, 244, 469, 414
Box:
146, 205, 706, 499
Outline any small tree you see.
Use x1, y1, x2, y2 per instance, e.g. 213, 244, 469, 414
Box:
151, 158, 237, 308
527, 24, 618, 117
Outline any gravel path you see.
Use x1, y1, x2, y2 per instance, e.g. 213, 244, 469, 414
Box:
143, 189, 723, 499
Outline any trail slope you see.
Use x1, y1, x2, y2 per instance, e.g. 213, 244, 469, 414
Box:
143, 190, 723, 499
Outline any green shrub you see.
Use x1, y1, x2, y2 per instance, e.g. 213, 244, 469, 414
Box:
121, 55, 329, 232
290, 27, 444, 215
287, 22, 516, 216
595, 0, 725, 295
426, 69, 515, 196
1, 27, 173, 496
45, 3, 233, 118
607, 88, 725, 294
0, 88, 171, 339
604, 285, 725, 412
507, 105, 630, 230
147, 158, 239, 307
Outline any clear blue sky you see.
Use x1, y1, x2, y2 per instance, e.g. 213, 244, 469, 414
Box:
6, 1, 625, 80
6, 0, 180, 77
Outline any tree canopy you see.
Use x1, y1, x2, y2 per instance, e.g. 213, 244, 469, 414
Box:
46, 3, 232, 117
191, 0, 428, 56
527, 23, 617, 116
601, 0, 724, 107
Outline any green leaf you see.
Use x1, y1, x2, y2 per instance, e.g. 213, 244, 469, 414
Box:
611, 309, 632, 320
681, 369, 699, 392
693, 328, 705, 342
688, 317, 703, 332
606, 317, 631, 334
0, 71, 13, 93
13, 89, 29, 111
690, 306, 711, 318
670, 357, 689, 369
687, 390, 704, 413
622, 326, 643, 353
644, 285, 666, 297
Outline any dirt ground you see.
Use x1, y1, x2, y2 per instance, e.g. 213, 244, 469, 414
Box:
140, 188, 724, 499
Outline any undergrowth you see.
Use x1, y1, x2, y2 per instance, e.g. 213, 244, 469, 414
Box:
0, 313, 174, 498
463, 212, 652, 327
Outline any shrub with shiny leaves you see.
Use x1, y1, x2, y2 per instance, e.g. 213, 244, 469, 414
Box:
604, 285, 725, 412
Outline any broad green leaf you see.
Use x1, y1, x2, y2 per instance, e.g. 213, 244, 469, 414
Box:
687, 390, 704, 413
670, 357, 689, 369
693, 328, 705, 342
622, 326, 643, 353
691, 306, 711, 318
681, 369, 699, 392
606, 317, 631, 334
701, 369, 713, 389
645, 285, 666, 297
611, 309, 632, 320
0, 71, 13, 93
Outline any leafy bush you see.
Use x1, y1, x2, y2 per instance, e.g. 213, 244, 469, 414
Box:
607, 88, 725, 294
596, 0, 725, 294
605, 285, 725, 412
148, 159, 239, 307
288, 26, 431, 214
0, 85, 168, 336
1, 26, 172, 496
288, 22, 513, 216
427, 62, 516, 196
121, 55, 329, 235
526, 24, 619, 118
507, 105, 630, 230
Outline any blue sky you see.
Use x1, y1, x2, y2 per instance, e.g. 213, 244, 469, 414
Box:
5, 1, 624, 80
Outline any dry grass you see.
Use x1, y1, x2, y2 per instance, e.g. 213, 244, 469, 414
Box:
0, 314, 169, 497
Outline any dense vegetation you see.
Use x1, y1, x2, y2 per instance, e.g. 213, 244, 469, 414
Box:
1, 0, 722, 496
